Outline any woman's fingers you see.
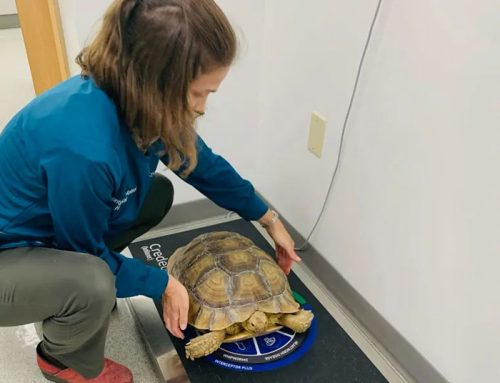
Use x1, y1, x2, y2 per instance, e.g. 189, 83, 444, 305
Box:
290, 249, 302, 262
162, 276, 189, 340
282, 243, 301, 262
171, 308, 183, 339
163, 304, 183, 339
276, 245, 299, 275
180, 302, 188, 331
277, 249, 292, 275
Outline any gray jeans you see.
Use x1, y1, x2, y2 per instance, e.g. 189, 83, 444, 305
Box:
0, 174, 173, 378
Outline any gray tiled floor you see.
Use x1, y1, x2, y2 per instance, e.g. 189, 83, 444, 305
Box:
0, 299, 162, 383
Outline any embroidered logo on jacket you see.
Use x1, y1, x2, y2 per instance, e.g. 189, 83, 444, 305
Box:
112, 187, 137, 211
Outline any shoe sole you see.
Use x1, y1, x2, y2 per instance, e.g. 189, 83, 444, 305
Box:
41, 371, 68, 383
42, 370, 134, 383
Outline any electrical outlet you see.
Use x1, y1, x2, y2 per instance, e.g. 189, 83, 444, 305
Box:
308, 112, 327, 158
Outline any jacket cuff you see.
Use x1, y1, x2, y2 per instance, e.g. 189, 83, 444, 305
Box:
141, 265, 169, 299
239, 194, 269, 221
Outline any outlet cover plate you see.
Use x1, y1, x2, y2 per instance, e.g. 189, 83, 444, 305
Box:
308, 112, 327, 158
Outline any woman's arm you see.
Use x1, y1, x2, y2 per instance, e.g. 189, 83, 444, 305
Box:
163, 135, 302, 274
41, 150, 168, 299
163, 135, 268, 221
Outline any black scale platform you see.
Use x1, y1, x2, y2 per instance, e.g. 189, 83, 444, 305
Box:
128, 219, 388, 383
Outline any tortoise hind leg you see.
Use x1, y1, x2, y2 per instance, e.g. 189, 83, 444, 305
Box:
185, 330, 225, 360
278, 309, 314, 333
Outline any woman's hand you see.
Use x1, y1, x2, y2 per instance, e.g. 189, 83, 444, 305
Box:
162, 275, 189, 340
260, 210, 302, 275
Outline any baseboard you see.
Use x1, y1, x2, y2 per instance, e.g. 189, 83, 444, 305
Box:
158, 197, 448, 383
158, 199, 231, 228
0, 14, 19, 29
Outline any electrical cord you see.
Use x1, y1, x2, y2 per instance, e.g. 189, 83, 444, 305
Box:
295, 0, 383, 251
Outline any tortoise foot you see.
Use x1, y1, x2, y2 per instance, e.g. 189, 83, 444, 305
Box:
280, 309, 314, 333
185, 330, 225, 360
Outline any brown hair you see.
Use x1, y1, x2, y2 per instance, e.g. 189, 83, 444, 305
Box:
76, 0, 237, 175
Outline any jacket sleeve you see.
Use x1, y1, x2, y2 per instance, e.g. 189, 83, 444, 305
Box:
41, 150, 168, 299
162, 135, 268, 221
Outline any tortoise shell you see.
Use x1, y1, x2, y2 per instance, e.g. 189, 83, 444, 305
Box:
167, 231, 300, 331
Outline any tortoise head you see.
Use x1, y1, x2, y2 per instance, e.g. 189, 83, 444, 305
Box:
242, 311, 268, 333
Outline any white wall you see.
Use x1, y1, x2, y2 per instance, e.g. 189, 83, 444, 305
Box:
57, 0, 265, 205
255, 1, 500, 382
0, 0, 16, 15
0, 29, 35, 130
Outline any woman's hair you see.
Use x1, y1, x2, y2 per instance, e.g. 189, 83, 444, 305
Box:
76, 0, 237, 176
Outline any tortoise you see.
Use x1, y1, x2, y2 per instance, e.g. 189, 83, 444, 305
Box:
167, 231, 314, 360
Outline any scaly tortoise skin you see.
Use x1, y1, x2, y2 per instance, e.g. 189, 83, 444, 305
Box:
167, 231, 314, 360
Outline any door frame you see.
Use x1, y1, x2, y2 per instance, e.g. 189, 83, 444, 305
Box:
15, 0, 69, 95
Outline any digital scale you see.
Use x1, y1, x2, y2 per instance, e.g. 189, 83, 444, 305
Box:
127, 218, 388, 383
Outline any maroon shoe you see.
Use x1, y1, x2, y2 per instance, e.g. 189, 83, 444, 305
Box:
37, 351, 133, 383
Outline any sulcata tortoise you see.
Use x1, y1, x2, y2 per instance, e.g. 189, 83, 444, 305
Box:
167, 231, 314, 360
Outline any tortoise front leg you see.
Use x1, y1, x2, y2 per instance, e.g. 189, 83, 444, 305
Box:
225, 323, 243, 335
278, 309, 314, 333
185, 330, 226, 360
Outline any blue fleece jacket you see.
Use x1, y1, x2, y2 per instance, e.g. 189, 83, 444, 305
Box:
0, 75, 267, 299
